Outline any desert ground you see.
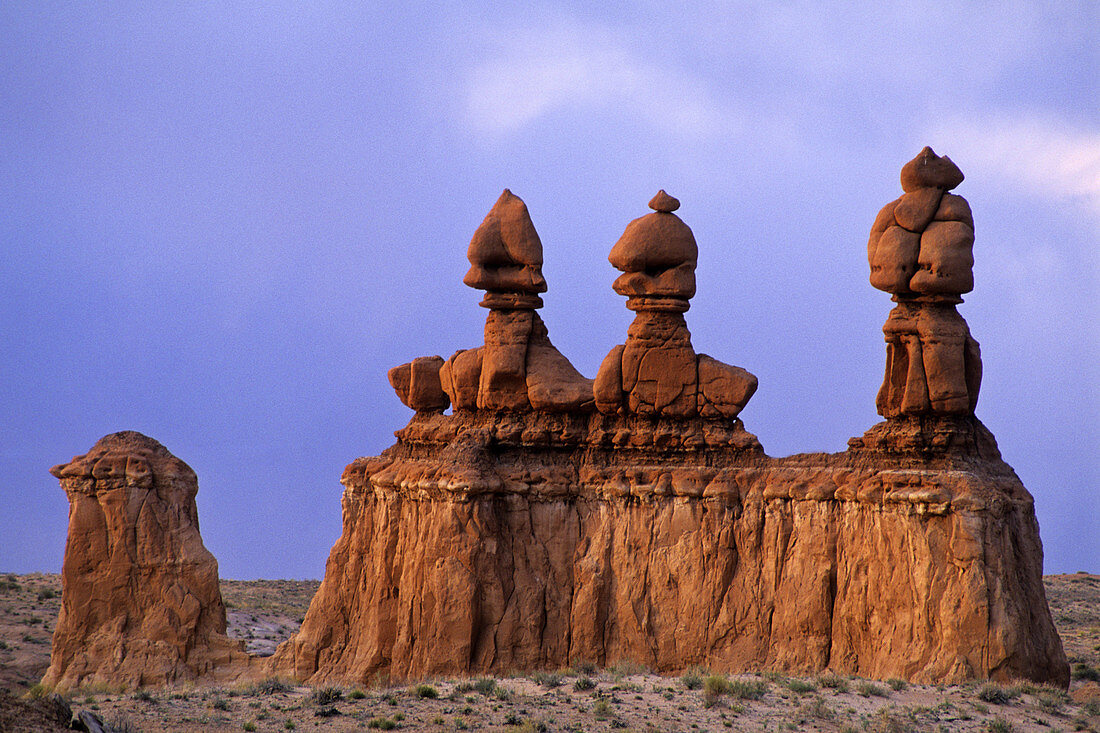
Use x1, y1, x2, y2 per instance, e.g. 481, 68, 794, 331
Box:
1, 572, 1097, 732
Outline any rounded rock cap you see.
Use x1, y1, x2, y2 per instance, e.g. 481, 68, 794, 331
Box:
49, 430, 196, 488
464, 189, 547, 299
609, 190, 697, 273
649, 190, 680, 213
900, 147, 964, 192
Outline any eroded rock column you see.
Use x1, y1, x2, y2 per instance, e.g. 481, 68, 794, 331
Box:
595, 191, 757, 418
868, 147, 982, 419
389, 189, 594, 414
44, 432, 248, 690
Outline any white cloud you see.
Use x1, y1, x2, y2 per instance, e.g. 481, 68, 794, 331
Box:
463, 24, 725, 140
934, 115, 1100, 219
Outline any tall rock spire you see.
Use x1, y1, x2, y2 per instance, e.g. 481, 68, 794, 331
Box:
867, 147, 981, 417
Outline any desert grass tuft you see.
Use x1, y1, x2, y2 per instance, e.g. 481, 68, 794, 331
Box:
977, 682, 1019, 704
413, 683, 439, 699
1072, 662, 1100, 681
570, 659, 597, 675
728, 679, 768, 700
797, 695, 835, 721
856, 680, 888, 697
608, 659, 649, 678
309, 685, 343, 705
573, 676, 596, 691
22, 682, 50, 699
592, 698, 613, 718
786, 678, 816, 694
472, 677, 496, 695
680, 669, 704, 690
243, 676, 292, 696
532, 671, 562, 688
816, 673, 849, 692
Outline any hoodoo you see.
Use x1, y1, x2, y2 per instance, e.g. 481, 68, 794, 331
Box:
44, 432, 248, 690
271, 160, 1066, 686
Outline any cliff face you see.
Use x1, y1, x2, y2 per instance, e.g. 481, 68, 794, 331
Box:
44, 432, 249, 690
270, 413, 1067, 686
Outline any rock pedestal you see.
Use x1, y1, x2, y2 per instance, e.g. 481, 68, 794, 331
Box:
43, 432, 248, 690
271, 175, 1067, 687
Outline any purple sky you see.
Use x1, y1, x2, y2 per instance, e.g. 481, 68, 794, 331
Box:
2, 4, 1097, 579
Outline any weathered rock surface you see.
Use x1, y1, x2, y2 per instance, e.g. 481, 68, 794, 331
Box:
397, 189, 594, 414
272, 179, 1066, 688
869, 148, 982, 418
270, 410, 1065, 686
44, 432, 249, 690
597, 192, 757, 418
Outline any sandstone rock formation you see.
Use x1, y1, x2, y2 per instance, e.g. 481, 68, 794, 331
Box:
389, 189, 594, 414
44, 432, 248, 690
595, 191, 757, 418
272, 177, 1067, 688
868, 147, 981, 418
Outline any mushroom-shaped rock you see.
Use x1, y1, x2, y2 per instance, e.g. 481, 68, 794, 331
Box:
609, 190, 697, 307
44, 432, 248, 691
869, 149, 982, 418
436, 190, 593, 413
597, 191, 757, 420
464, 189, 547, 303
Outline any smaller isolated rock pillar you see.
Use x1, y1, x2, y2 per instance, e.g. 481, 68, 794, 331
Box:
595, 191, 757, 418
868, 147, 981, 419
43, 431, 248, 690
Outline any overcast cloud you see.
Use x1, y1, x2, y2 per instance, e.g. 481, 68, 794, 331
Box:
2, 3, 1096, 578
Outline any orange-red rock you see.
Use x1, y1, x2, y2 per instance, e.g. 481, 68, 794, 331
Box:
435, 191, 592, 413
388, 356, 449, 412
900, 145, 964, 192
868, 147, 974, 299
597, 192, 756, 418
911, 220, 975, 296
870, 148, 981, 418
270, 409, 1065, 686
464, 189, 546, 300
270, 176, 1065, 690
44, 432, 248, 690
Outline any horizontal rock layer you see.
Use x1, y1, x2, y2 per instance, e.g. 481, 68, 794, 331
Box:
270, 413, 1067, 687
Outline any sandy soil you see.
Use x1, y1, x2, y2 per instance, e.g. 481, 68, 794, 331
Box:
1, 572, 1097, 732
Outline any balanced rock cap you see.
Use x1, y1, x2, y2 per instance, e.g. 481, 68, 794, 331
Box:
609, 190, 697, 272
649, 190, 680, 213
900, 147, 964, 192
49, 430, 195, 487
464, 189, 547, 295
